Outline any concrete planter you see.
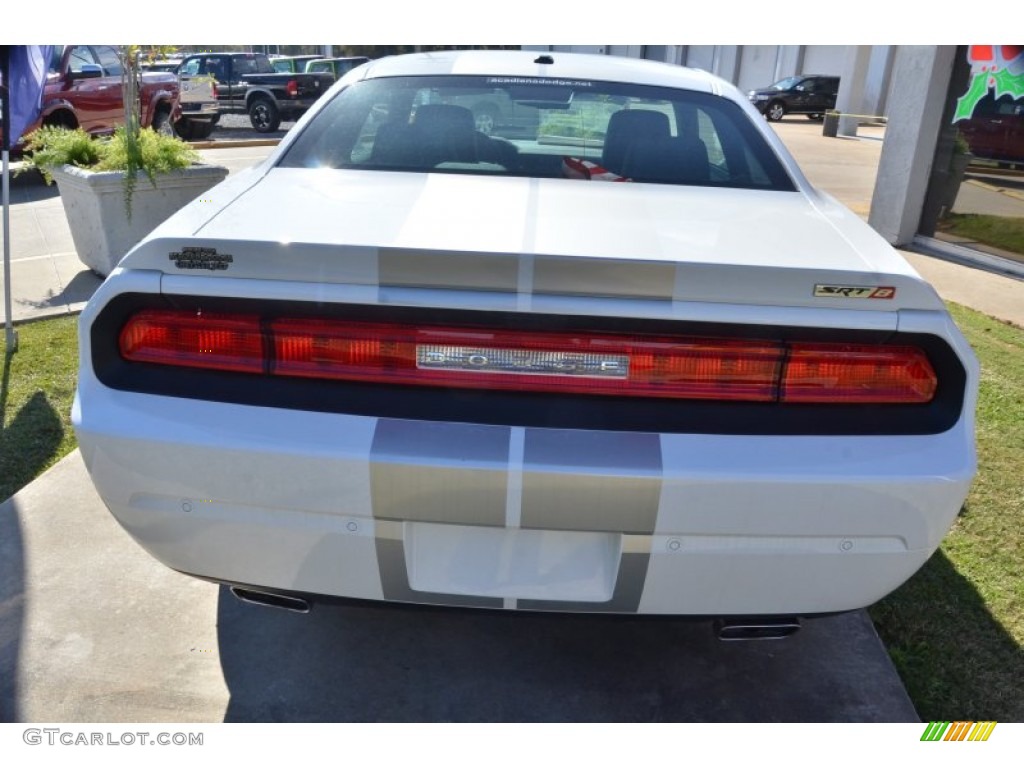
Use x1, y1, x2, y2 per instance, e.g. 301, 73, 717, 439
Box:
50, 163, 229, 276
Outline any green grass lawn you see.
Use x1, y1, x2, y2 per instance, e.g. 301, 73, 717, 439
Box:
2, 306, 1023, 719
939, 213, 1024, 257
870, 302, 1024, 721
1, 317, 79, 503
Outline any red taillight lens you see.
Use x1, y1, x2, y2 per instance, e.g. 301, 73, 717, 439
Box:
272, 320, 782, 400
286, 79, 298, 97
118, 311, 938, 405
119, 310, 263, 373
781, 344, 936, 403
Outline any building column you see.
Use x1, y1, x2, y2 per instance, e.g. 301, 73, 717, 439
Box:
712, 46, 743, 85
837, 45, 872, 135
868, 46, 957, 245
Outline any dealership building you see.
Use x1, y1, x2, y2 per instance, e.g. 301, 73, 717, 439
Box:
526, 45, 1024, 274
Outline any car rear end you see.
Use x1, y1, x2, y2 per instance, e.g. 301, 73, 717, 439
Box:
73, 51, 978, 619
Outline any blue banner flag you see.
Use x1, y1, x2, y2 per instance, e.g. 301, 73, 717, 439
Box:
4, 45, 54, 146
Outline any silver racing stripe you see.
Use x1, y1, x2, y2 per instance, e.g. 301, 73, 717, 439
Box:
518, 550, 650, 613
369, 422, 661, 612
376, 247, 676, 301
370, 419, 511, 527
521, 429, 662, 534
532, 256, 675, 300
378, 248, 519, 292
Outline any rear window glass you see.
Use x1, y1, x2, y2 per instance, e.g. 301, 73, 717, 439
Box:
279, 75, 795, 190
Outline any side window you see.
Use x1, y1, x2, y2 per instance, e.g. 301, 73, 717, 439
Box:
204, 58, 228, 82
92, 46, 124, 77
180, 58, 200, 77
67, 46, 98, 74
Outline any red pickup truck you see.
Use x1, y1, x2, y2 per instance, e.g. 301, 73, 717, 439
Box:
2, 45, 180, 146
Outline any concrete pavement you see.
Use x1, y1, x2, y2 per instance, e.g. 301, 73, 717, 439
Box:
1, 122, 1021, 723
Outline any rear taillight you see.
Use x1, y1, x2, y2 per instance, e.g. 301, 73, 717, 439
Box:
781, 344, 937, 403
118, 311, 937, 404
271, 320, 783, 400
286, 79, 298, 97
119, 310, 263, 373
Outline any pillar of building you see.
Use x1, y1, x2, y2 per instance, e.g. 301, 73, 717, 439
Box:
774, 46, 803, 81
836, 46, 872, 135
713, 46, 743, 84
868, 46, 957, 245
864, 46, 895, 116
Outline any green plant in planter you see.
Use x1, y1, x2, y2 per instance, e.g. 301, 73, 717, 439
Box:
22, 125, 199, 218
22, 45, 194, 219
953, 130, 972, 156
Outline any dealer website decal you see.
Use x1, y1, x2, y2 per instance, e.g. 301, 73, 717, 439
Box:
954, 45, 1024, 123
920, 721, 998, 742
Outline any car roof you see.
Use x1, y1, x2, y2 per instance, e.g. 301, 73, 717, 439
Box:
357, 50, 721, 94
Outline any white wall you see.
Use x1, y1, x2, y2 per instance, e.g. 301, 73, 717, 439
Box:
529, 44, 893, 118
801, 45, 847, 76
684, 46, 716, 72
737, 45, 779, 91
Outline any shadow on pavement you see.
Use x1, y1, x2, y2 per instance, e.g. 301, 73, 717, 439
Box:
0, 354, 62, 721
0, 493, 25, 723
18, 270, 102, 313
6, 168, 60, 204
217, 586, 913, 722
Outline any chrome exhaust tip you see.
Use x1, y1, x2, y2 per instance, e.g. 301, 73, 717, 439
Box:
230, 586, 311, 614
715, 618, 801, 641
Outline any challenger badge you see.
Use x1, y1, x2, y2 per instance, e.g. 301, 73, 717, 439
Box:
169, 247, 233, 271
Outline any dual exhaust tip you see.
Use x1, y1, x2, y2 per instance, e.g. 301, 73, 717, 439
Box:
229, 587, 802, 641
715, 618, 801, 641
230, 586, 311, 614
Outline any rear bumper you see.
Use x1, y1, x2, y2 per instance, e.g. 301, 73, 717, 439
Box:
74, 383, 974, 616
179, 103, 218, 122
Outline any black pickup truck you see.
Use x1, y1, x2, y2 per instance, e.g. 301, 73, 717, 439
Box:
176, 52, 334, 132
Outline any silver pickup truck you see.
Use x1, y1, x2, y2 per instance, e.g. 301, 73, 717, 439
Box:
142, 56, 219, 140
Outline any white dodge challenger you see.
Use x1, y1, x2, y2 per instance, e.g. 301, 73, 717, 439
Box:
73, 50, 977, 632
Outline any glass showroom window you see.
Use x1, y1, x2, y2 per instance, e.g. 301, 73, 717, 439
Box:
919, 45, 1024, 264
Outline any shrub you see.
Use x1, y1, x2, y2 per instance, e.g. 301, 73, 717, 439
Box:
22, 125, 200, 218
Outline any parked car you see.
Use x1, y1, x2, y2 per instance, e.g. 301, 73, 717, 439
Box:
140, 56, 182, 73
175, 51, 334, 133
957, 92, 1024, 168
748, 75, 840, 121
154, 58, 220, 141
443, 87, 541, 137
272, 55, 323, 74
304, 56, 370, 79
1, 45, 179, 147
74, 51, 977, 632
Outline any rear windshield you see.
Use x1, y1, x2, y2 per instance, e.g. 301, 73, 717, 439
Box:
279, 75, 796, 190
